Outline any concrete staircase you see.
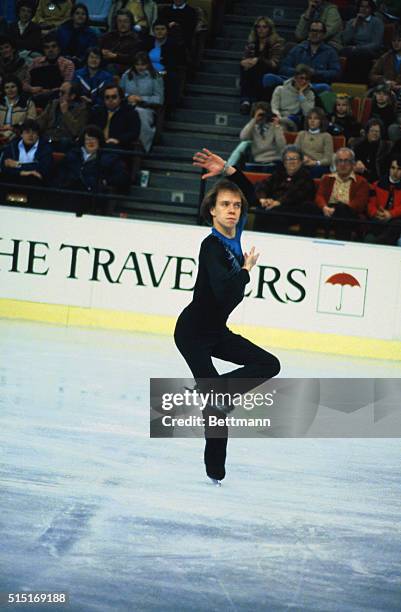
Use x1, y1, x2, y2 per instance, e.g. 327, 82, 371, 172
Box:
118, 0, 305, 222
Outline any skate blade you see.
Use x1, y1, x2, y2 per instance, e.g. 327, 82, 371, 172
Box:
208, 478, 222, 487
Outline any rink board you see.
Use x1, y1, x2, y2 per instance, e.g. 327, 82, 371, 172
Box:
0, 206, 401, 360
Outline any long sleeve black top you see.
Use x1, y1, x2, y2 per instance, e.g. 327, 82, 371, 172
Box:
184, 169, 255, 331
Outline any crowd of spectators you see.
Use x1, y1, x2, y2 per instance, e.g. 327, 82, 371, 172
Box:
0, 0, 400, 244
0, 0, 202, 213
234, 0, 401, 245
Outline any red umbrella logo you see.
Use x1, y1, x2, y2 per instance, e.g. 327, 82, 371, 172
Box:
325, 272, 361, 311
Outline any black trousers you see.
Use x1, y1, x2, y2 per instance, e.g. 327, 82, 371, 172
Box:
174, 310, 280, 480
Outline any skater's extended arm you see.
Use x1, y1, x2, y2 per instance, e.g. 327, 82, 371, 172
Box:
193, 148, 258, 207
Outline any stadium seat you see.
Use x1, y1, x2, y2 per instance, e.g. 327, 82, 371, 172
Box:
332, 82, 368, 97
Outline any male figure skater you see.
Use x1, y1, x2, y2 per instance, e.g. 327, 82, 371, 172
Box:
174, 149, 280, 485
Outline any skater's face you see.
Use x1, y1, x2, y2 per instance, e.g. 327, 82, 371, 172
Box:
389, 160, 401, 182
210, 189, 242, 237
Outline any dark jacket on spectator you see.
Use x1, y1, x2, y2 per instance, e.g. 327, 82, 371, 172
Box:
0, 53, 29, 87
369, 100, 398, 132
57, 146, 130, 192
280, 41, 340, 83
353, 137, 392, 182
0, 136, 53, 181
7, 20, 42, 52
25, 55, 75, 93
369, 49, 401, 87
242, 36, 284, 73
90, 101, 140, 146
37, 98, 89, 143
328, 113, 361, 140
254, 165, 316, 207
160, 3, 198, 50
145, 35, 187, 70
57, 20, 99, 60
99, 30, 141, 71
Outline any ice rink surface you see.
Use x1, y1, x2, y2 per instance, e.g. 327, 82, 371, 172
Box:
1, 320, 400, 612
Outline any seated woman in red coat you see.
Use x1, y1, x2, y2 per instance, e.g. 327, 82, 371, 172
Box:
365, 155, 401, 245
315, 146, 370, 240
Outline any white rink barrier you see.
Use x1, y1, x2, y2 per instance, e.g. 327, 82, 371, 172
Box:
0, 206, 400, 359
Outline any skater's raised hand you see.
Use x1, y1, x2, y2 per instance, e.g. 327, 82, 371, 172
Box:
193, 148, 234, 179
242, 246, 259, 272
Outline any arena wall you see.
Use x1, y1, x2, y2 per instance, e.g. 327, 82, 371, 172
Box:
1, 206, 400, 360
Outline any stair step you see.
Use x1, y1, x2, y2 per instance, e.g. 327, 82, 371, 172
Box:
129, 185, 199, 205
190, 71, 239, 88
170, 108, 247, 128
159, 131, 238, 152
199, 59, 240, 75
185, 82, 239, 97
164, 120, 239, 137
148, 145, 229, 161
148, 171, 201, 191
204, 48, 243, 61
117, 200, 198, 216
214, 37, 246, 52
181, 95, 240, 113
144, 159, 200, 173
231, 5, 302, 20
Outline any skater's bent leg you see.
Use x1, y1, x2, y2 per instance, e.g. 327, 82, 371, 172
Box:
213, 331, 281, 394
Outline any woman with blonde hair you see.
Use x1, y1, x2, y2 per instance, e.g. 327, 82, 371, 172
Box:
240, 16, 284, 114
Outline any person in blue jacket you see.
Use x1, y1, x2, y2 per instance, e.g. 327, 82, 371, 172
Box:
263, 20, 340, 96
57, 3, 98, 65
74, 47, 114, 105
